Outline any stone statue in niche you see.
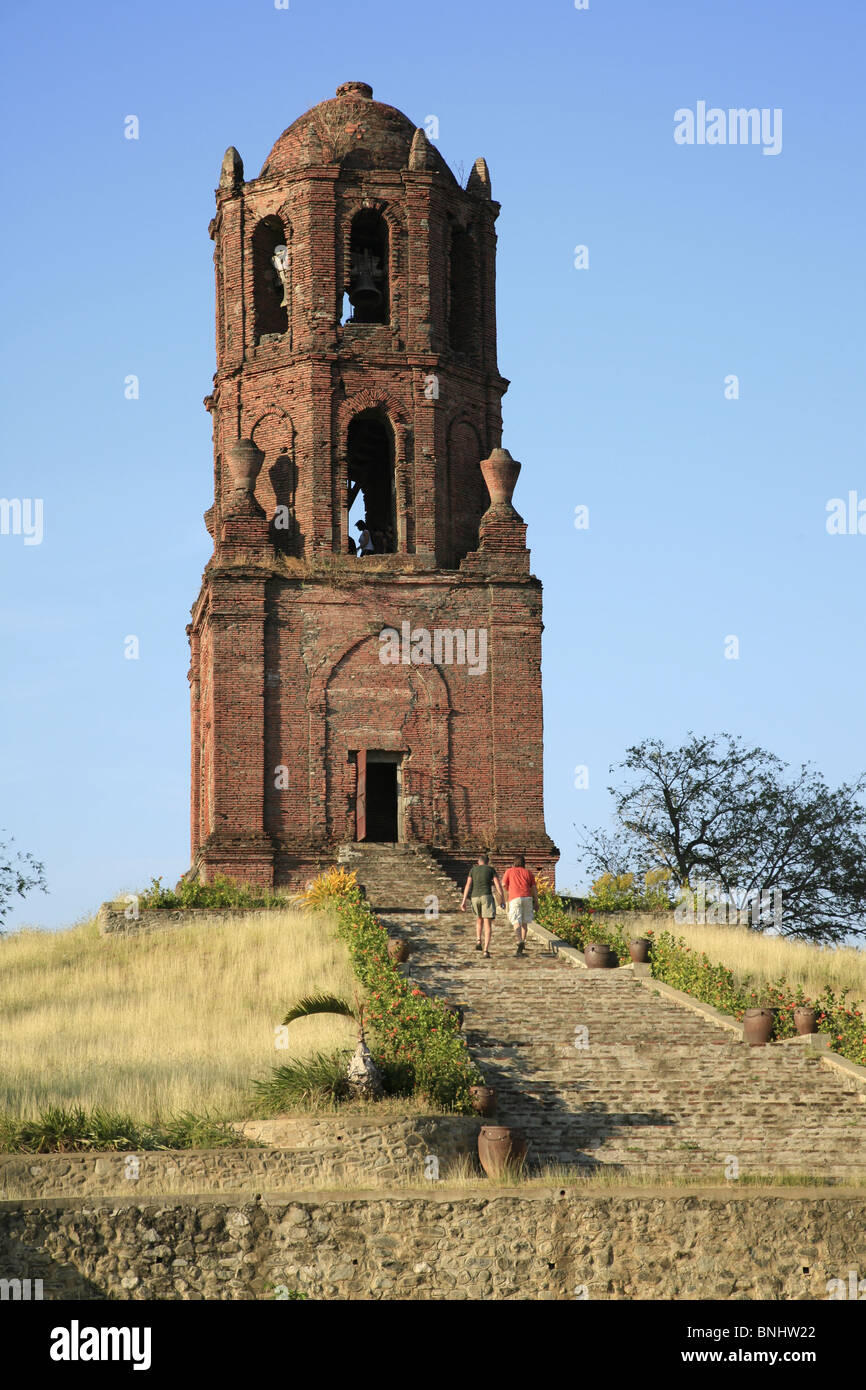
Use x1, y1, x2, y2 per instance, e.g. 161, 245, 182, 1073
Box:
271, 245, 290, 307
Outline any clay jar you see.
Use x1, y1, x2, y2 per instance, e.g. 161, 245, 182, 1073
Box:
469, 1085, 497, 1118
793, 1006, 818, 1036
585, 942, 615, 969
386, 937, 410, 964
743, 1008, 775, 1046
477, 1126, 527, 1178
629, 938, 651, 964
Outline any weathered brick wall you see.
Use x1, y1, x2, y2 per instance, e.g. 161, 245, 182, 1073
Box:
208, 83, 502, 565
187, 82, 558, 885
2, 1192, 863, 1300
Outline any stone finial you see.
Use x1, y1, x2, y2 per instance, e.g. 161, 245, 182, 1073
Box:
336, 81, 373, 100
466, 157, 492, 199
219, 146, 244, 190
225, 439, 264, 510
409, 127, 437, 171
480, 447, 521, 508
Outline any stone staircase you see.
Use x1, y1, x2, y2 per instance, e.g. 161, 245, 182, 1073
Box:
348, 843, 866, 1179
337, 842, 465, 914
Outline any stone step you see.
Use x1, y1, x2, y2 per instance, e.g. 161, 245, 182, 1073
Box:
346, 846, 866, 1177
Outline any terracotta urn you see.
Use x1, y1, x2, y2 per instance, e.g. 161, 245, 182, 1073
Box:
629, 938, 651, 964
585, 941, 615, 969
743, 1008, 775, 1046
478, 1125, 527, 1178
793, 1006, 818, 1036
386, 937, 410, 964
469, 1085, 497, 1118
479, 448, 521, 507
226, 438, 264, 496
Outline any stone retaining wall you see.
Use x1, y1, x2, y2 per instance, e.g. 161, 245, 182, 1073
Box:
0, 1118, 478, 1200
0, 1117, 480, 1206
1, 1191, 863, 1300
96, 902, 307, 935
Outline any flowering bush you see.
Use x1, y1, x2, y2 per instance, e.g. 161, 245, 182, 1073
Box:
304, 869, 482, 1111
537, 885, 866, 1067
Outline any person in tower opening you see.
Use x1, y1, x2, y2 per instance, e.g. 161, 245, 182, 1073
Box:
355, 519, 374, 555
502, 853, 538, 957
460, 853, 504, 958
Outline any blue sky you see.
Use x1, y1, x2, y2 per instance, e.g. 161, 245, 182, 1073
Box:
1, 0, 864, 926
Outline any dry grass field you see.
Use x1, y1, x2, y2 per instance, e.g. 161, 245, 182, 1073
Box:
0, 910, 358, 1121
626, 913, 866, 1007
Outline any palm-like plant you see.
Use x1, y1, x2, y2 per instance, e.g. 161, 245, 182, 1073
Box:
281, 993, 383, 1099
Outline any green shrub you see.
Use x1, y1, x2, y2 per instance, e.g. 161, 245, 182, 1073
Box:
536, 880, 633, 961
253, 1051, 351, 1112
537, 886, 866, 1067
303, 874, 482, 1112
586, 869, 674, 914
136, 874, 291, 911
0, 1106, 249, 1154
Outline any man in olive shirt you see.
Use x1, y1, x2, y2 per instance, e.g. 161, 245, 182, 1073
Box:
460, 853, 504, 958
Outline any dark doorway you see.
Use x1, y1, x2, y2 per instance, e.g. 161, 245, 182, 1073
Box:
364, 762, 398, 842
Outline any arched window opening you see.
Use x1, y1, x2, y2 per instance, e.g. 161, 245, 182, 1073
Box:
449, 225, 478, 359
346, 411, 396, 554
253, 216, 289, 342
346, 210, 389, 325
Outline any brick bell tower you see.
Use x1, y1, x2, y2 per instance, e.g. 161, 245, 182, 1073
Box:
187, 81, 559, 887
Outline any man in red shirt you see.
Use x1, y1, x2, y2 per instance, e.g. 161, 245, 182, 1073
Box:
501, 854, 538, 957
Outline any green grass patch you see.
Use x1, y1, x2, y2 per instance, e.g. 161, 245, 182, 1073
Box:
0, 1105, 254, 1154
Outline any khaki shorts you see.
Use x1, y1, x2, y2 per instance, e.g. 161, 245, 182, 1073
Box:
471, 895, 497, 920
508, 896, 534, 926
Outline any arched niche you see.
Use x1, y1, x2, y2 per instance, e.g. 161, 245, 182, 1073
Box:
249, 408, 299, 553
446, 417, 487, 565
252, 215, 290, 342
449, 224, 480, 361
346, 209, 389, 325
346, 408, 397, 553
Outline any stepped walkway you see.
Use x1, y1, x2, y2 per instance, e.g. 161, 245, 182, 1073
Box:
344, 843, 866, 1180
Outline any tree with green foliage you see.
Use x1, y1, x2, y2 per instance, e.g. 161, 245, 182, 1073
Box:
0, 831, 47, 927
577, 734, 866, 943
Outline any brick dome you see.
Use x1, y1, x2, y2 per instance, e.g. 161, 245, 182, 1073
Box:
260, 82, 452, 177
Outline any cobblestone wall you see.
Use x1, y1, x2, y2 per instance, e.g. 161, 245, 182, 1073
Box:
1, 1192, 863, 1300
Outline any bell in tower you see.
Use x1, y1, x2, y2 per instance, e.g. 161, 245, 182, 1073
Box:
347, 208, 388, 323
187, 82, 559, 890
